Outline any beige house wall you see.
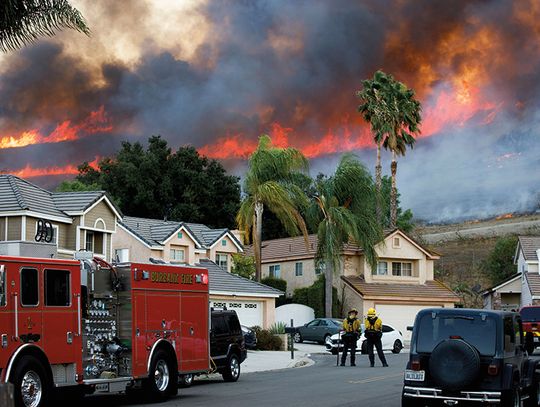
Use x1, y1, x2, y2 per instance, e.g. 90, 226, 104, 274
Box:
66, 218, 79, 251
113, 225, 160, 263
7, 217, 21, 241
262, 258, 322, 297
163, 230, 197, 264
209, 235, 241, 272
210, 294, 276, 329
364, 233, 432, 284
84, 200, 116, 231
528, 263, 539, 274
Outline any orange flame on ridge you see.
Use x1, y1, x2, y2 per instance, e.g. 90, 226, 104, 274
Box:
0, 106, 112, 150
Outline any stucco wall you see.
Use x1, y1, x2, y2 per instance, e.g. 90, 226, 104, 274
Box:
163, 229, 197, 264
364, 232, 433, 284
113, 225, 161, 263
262, 258, 322, 297
208, 234, 242, 272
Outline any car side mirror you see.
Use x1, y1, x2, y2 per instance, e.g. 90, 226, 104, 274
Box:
407, 326, 414, 331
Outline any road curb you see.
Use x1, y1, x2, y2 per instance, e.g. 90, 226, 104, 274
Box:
287, 356, 315, 369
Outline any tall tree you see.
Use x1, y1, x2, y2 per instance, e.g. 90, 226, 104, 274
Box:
236, 135, 309, 282
1, 0, 89, 52
307, 154, 382, 317
74, 135, 241, 229
357, 70, 421, 228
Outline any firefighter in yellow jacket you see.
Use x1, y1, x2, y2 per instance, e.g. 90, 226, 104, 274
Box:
364, 307, 388, 367
340, 308, 361, 366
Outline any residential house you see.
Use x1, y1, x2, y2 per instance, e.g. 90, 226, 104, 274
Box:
256, 229, 458, 339
0, 175, 121, 261
482, 273, 521, 311
113, 216, 281, 328
517, 236, 540, 307
483, 235, 540, 310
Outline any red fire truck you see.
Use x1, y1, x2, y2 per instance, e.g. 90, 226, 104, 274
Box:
0, 255, 211, 407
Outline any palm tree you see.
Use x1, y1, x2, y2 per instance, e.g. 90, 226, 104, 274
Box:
307, 154, 382, 317
237, 135, 309, 282
357, 70, 421, 228
1, 0, 89, 52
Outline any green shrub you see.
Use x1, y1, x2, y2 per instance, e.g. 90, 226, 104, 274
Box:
261, 277, 289, 307
251, 326, 283, 351
269, 321, 286, 334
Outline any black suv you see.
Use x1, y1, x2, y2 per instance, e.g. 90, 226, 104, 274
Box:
210, 309, 247, 381
402, 308, 540, 407
180, 309, 247, 387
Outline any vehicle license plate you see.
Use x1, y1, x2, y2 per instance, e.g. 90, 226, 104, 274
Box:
405, 370, 425, 381
95, 383, 109, 392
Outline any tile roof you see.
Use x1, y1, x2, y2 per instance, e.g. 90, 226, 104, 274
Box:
518, 236, 540, 261
51, 191, 108, 213
0, 175, 120, 221
249, 229, 438, 263
199, 259, 282, 297
525, 272, 540, 297
120, 216, 243, 249
0, 175, 70, 220
342, 275, 459, 301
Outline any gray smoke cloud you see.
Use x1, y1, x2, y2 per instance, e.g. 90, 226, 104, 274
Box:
0, 0, 539, 222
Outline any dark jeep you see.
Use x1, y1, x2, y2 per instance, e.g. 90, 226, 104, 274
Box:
402, 308, 540, 406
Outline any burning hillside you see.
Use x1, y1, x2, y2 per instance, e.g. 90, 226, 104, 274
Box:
0, 0, 539, 220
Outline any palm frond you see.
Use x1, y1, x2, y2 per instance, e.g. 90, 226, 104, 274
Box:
1, 0, 90, 52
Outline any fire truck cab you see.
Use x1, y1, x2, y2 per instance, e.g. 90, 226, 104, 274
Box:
0, 255, 210, 407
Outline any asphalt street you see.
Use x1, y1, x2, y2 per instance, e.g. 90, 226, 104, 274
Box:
79, 353, 409, 407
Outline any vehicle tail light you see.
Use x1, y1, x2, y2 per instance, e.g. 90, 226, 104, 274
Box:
450, 335, 463, 340
488, 363, 499, 376
411, 359, 421, 371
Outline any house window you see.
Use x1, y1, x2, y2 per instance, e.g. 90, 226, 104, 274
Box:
85, 231, 94, 251
392, 262, 413, 277
269, 265, 281, 279
393, 237, 401, 248
295, 262, 303, 276
221, 239, 227, 247
35, 223, 58, 246
177, 231, 183, 239
374, 261, 388, 275
171, 248, 185, 262
115, 248, 130, 263
216, 253, 228, 269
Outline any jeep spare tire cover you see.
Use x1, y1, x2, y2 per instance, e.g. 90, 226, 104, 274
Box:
429, 339, 481, 390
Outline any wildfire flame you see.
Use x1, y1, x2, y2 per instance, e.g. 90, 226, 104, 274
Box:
0, 106, 112, 150
3, 157, 100, 179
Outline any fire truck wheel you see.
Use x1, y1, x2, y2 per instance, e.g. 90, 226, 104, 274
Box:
146, 349, 177, 401
11, 355, 51, 407
222, 354, 241, 382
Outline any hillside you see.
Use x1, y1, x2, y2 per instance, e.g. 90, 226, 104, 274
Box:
413, 214, 540, 307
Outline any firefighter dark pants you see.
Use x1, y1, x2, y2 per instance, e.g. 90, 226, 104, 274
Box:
341, 335, 357, 365
367, 336, 387, 366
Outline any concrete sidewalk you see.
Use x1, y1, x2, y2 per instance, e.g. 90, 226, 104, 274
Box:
242, 348, 314, 373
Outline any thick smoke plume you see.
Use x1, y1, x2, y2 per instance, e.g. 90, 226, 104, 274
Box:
0, 0, 539, 221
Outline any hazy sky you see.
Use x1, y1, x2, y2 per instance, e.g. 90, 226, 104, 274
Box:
0, 0, 539, 221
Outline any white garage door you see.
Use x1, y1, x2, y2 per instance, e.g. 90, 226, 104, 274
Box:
210, 299, 263, 328
375, 304, 444, 341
